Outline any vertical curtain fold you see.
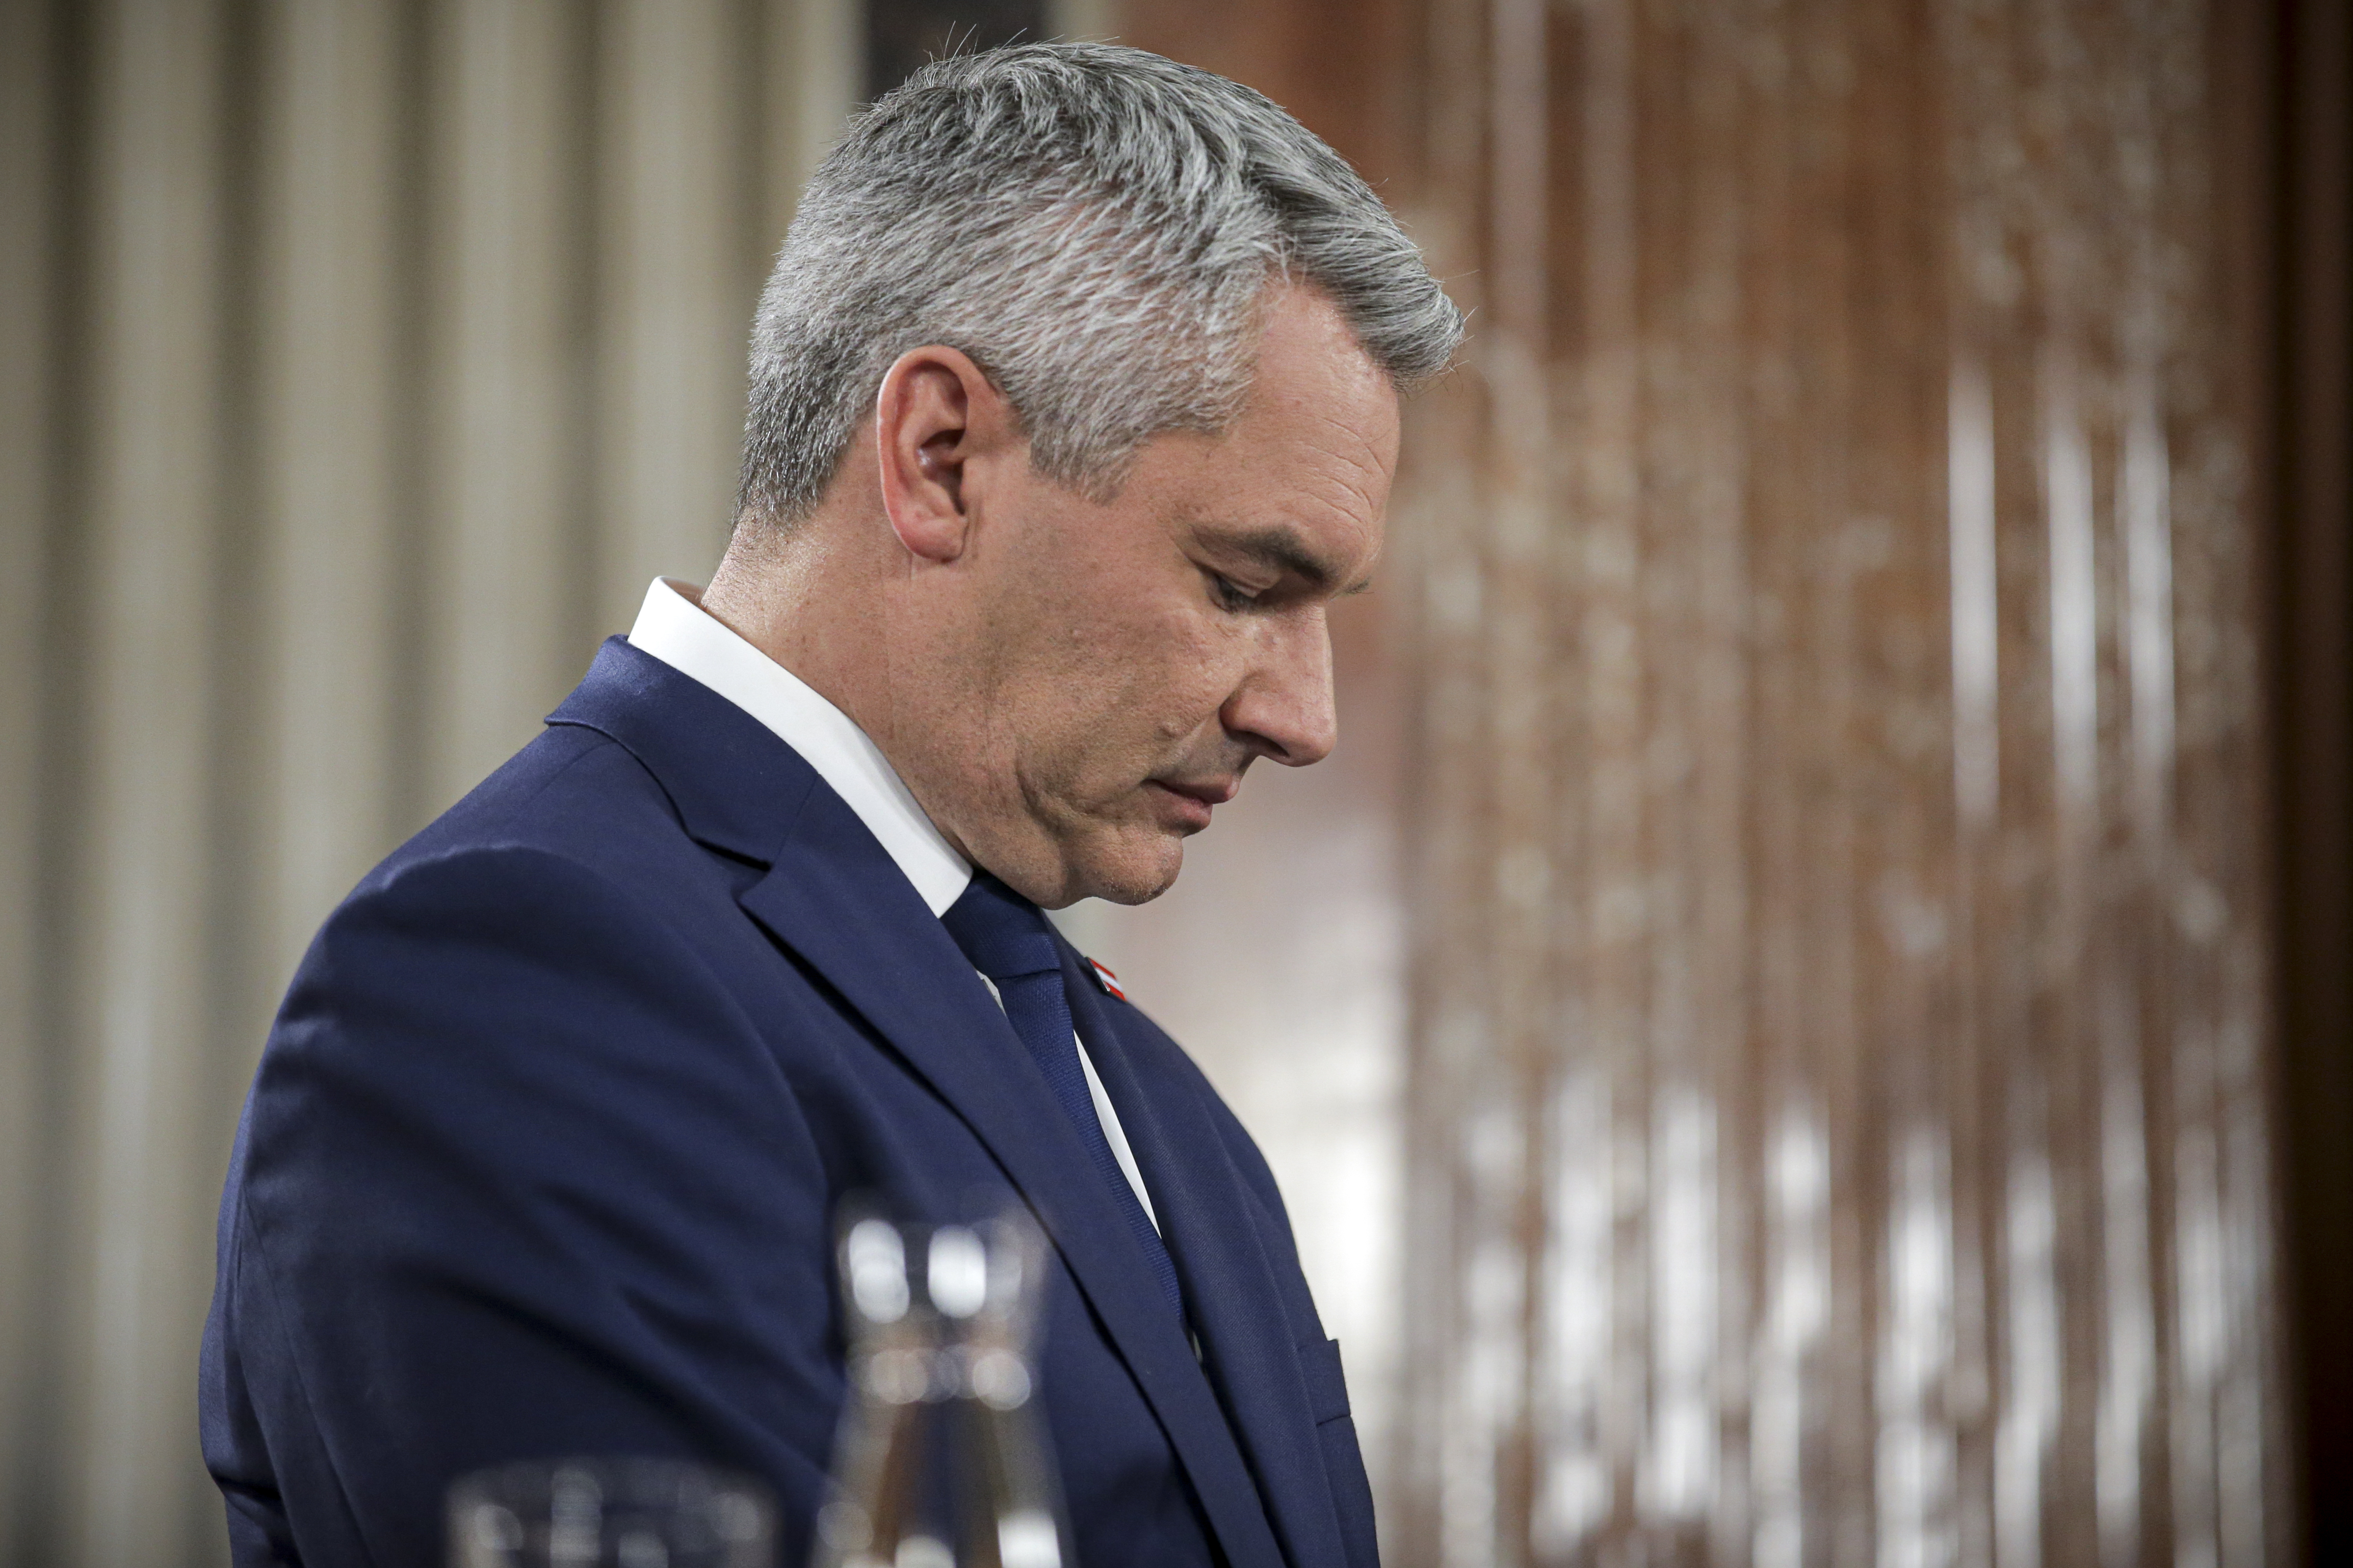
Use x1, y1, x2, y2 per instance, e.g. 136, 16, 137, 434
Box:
0, 5, 855, 1562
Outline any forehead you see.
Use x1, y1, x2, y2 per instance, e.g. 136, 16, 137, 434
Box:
1157, 285, 1401, 568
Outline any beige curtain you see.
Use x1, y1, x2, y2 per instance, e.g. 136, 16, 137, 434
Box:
0, 2, 856, 1561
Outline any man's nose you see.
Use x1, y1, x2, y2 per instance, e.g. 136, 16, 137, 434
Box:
1221, 610, 1338, 767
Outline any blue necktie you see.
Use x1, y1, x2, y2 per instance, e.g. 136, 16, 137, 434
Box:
941, 873, 1183, 1314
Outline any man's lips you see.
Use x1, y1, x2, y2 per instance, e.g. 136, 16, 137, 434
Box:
1145, 776, 1240, 830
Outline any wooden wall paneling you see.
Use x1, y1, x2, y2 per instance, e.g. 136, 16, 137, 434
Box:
1121, 0, 1411, 190
1394, 0, 2287, 1563
1564, 0, 1639, 1556
0, 0, 55, 1557
1682, 7, 1779, 1565
1486, 0, 1554, 1554
1851, 13, 1944, 1564
1944, 12, 2046, 1568
425, 0, 591, 807
65, 1, 233, 1562
1387, 0, 1489, 1556
1399, 0, 1496, 1561
1652, 2, 1753, 1557
2140, 0, 2282, 1556
1661, 5, 1754, 1561
595, 0, 753, 630
1828, 8, 1952, 1568
2073, 10, 2168, 1563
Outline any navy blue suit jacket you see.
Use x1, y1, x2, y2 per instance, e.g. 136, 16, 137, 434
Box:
200, 639, 1377, 1568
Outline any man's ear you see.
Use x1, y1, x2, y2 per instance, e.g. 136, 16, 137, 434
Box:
874, 345, 1014, 564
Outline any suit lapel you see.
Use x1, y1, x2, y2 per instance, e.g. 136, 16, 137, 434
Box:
740, 794, 1288, 1568
1061, 948, 1349, 1568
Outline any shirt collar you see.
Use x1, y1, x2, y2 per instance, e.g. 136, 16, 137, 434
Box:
625, 577, 974, 916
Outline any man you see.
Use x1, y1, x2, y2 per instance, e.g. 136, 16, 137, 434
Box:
201, 43, 1460, 1568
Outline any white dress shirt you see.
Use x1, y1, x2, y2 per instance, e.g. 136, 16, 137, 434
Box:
627, 578, 1160, 1231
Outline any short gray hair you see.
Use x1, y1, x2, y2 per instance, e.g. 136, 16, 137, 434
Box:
737, 42, 1463, 527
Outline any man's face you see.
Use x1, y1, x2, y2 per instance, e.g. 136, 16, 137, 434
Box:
912, 284, 1400, 907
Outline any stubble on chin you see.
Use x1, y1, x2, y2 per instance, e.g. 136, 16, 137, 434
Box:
1059, 809, 1187, 907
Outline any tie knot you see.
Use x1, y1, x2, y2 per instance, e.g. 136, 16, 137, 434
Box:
940, 873, 1061, 981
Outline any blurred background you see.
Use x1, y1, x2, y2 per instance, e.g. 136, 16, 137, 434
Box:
1, 0, 2347, 1564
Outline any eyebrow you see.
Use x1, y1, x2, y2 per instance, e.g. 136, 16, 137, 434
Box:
1217, 524, 1375, 597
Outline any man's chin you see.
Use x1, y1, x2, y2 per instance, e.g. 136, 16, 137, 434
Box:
1065, 827, 1186, 907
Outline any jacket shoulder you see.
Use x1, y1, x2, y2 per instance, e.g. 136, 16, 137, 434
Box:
377, 723, 692, 886
272, 721, 761, 1047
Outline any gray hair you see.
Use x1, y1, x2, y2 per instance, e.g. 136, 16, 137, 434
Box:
737, 42, 1463, 527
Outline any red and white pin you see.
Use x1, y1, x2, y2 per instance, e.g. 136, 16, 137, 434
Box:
1087, 958, 1126, 1000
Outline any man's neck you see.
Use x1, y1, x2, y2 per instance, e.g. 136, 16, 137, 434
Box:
699, 513, 979, 871
702, 520, 871, 722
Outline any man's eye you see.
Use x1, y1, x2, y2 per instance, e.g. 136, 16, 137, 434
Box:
1208, 571, 1260, 612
